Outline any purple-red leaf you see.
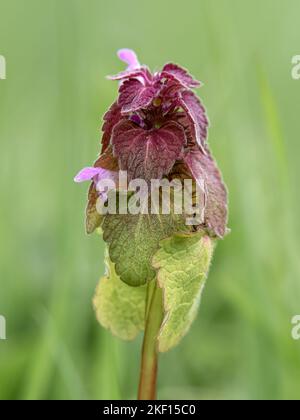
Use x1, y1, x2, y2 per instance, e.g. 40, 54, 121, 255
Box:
179, 90, 209, 151
94, 147, 119, 171
101, 102, 122, 152
118, 79, 157, 113
107, 66, 151, 82
112, 120, 186, 181
161, 63, 201, 89
184, 149, 228, 238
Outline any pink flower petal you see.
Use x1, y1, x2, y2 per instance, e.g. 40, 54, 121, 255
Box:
74, 167, 102, 183
117, 49, 140, 70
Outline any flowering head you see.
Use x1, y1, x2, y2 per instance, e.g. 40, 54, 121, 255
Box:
75, 49, 227, 238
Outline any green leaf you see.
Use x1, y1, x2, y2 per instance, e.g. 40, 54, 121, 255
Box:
86, 183, 104, 234
93, 253, 147, 340
102, 212, 188, 287
152, 232, 214, 352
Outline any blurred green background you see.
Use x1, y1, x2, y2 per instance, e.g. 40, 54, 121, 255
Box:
1, 0, 300, 400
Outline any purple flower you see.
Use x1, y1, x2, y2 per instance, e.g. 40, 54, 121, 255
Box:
74, 167, 104, 183
74, 49, 228, 237
74, 165, 119, 203
117, 49, 140, 70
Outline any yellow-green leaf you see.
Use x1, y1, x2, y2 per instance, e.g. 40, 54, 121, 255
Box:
152, 232, 214, 352
93, 253, 147, 340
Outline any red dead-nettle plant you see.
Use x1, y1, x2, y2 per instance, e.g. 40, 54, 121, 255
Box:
75, 49, 228, 400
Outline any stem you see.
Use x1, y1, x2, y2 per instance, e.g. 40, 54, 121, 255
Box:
138, 281, 163, 400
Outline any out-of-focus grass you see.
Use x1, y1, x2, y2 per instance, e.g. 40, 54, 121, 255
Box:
0, 0, 300, 400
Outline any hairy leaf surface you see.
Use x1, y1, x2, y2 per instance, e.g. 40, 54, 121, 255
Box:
112, 120, 186, 181
103, 212, 189, 286
152, 232, 214, 352
93, 254, 147, 340
161, 63, 201, 88
118, 79, 156, 113
184, 149, 228, 237
179, 90, 208, 150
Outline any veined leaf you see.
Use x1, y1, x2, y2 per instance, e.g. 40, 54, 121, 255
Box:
118, 79, 156, 113
161, 63, 201, 89
184, 148, 228, 238
179, 90, 208, 150
152, 232, 214, 352
93, 253, 147, 340
102, 212, 189, 287
112, 120, 186, 181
